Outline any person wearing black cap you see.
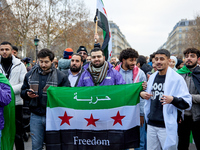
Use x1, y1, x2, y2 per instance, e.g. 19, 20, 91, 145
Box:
12, 46, 19, 58
22, 57, 32, 72
77, 46, 88, 66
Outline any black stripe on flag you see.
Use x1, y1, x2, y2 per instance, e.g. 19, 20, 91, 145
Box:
94, 9, 110, 60
46, 126, 140, 150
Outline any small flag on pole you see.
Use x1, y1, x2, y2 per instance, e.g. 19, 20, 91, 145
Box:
94, 0, 112, 60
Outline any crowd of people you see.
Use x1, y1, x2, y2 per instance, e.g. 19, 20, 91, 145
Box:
0, 38, 200, 150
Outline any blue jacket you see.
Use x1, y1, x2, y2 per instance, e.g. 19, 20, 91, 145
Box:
0, 83, 12, 130
77, 62, 126, 86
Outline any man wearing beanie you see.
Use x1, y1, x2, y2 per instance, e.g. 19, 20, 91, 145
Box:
58, 48, 73, 71
77, 46, 88, 66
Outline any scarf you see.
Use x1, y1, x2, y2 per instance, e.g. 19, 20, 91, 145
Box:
145, 67, 192, 150
176, 65, 192, 76
28, 64, 58, 107
177, 65, 200, 93
88, 61, 108, 85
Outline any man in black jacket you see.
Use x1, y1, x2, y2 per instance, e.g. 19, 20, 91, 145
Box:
21, 49, 70, 150
177, 48, 200, 150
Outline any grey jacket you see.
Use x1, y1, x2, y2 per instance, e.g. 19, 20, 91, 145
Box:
180, 66, 200, 121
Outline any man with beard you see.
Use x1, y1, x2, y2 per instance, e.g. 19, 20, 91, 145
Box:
77, 47, 125, 86
177, 48, 200, 150
140, 49, 192, 150
0, 41, 27, 150
115, 48, 147, 150
62, 53, 84, 87
21, 49, 70, 150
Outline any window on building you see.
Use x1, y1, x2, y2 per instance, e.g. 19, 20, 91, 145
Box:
179, 34, 182, 39
179, 41, 182, 44
185, 28, 188, 32
0, 2, 2, 8
179, 28, 182, 33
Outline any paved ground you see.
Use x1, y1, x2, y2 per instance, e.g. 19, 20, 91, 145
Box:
14, 137, 197, 150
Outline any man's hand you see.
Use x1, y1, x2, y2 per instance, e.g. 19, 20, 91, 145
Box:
140, 116, 144, 127
142, 81, 147, 90
160, 95, 173, 105
140, 91, 152, 100
27, 89, 38, 98
94, 33, 99, 43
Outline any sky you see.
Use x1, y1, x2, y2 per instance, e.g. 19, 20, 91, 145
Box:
84, 0, 200, 57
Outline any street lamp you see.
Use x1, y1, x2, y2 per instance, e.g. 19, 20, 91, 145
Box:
34, 36, 39, 59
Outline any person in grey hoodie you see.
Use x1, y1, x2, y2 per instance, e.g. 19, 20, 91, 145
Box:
58, 48, 73, 71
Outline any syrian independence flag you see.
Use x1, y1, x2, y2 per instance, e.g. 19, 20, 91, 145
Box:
0, 73, 15, 150
94, 0, 112, 60
46, 83, 142, 150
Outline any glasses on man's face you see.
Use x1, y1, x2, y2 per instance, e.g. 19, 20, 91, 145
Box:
78, 52, 87, 55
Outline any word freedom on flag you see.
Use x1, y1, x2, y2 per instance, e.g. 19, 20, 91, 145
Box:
46, 83, 142, 150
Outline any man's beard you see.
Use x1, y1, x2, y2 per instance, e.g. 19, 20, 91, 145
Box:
70, 65, 81, 72
92, 61, 104, 68
186, 60, 197, 68
125, 62, 133, 70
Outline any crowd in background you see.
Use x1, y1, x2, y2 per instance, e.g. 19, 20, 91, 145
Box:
0, 38, 200, 150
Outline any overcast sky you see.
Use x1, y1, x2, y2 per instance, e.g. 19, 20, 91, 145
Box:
84, 0, 200, 57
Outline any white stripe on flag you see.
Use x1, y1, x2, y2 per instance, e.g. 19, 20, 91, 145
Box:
97, 0, 107, 16
46, 105, 140, 131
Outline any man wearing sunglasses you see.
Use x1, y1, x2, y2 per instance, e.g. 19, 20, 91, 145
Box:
77, 46, 88, 66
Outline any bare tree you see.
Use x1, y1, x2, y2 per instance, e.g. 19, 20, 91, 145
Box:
185, 15, 200, 50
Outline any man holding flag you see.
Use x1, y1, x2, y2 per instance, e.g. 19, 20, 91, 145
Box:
77, 47, 125, 86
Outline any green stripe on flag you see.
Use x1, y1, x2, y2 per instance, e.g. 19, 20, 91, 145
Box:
0, 73, 15, 150
47, 82, 142, 110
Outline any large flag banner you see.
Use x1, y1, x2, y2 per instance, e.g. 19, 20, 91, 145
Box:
0, 73, 15, 150
94, 0, 112, 61
46, 83, 142, 150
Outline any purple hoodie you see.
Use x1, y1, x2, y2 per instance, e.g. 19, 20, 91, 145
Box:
0, 83, 12, 130
77, 62, 126, 87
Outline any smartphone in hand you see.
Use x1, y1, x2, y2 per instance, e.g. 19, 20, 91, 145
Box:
27, 89, 36, 94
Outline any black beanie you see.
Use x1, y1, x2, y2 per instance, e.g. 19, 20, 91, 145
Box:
77, 46, 88, 54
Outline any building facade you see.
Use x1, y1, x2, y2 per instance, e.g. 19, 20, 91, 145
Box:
109, 21, 131, 56
159, 19, 196, 56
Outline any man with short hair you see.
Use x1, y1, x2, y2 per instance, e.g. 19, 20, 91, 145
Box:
77, 47, 125, 86
140, 49, 192, 150
63, 53, 84, 87
12, 46, 19, 58
115, 48, 147, 150
177, 48, 200, 150
137, 55, 152, 75
0, 41, 27, 150
77, 46, 88, 66
21, 48, 70, 150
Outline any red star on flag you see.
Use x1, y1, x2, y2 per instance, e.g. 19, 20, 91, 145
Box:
103, 7, 107, 15
58, 111, 73, 126
111, 111, 125, 126
85, 114, 99, 127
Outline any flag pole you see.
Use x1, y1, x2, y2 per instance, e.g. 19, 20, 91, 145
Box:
95, 16, 98, 34
95, 16, 98, 43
